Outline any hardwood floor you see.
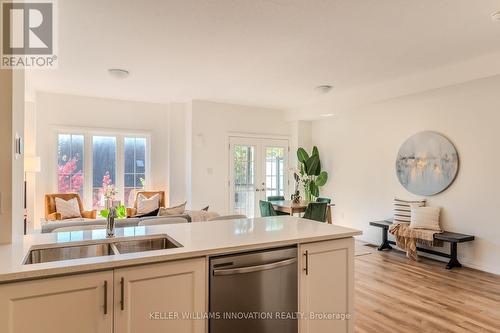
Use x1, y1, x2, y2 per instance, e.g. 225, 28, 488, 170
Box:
354, 242, 500, 333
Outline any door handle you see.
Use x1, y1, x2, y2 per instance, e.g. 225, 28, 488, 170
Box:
304, 251, 309, 275
213, 258, 297, 276
120, 277, 125, 311
103, 280, 108, 315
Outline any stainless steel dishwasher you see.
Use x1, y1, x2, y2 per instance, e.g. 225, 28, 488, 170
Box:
209, 246, 298, 333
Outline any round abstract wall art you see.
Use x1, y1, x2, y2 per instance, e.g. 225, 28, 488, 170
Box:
396, 131, 459, 196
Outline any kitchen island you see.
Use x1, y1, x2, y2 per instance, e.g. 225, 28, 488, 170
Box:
0, 216, 361, 333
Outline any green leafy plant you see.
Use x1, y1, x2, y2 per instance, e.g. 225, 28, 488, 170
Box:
100, 205, 127, 219
296, 146, 328, 201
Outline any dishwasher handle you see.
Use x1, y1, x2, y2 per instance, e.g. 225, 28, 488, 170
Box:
213, 257, 297, 276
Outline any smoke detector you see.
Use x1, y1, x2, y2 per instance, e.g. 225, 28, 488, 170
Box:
108, 68, 130, 79
315, 85, 333, 94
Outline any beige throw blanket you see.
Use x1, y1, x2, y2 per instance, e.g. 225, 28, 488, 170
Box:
389, 223, 443, 260
186, 210, 220, 222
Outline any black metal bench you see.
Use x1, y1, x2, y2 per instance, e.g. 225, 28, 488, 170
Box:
369, 220, 474, 270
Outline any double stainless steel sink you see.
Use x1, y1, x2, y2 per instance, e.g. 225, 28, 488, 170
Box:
24, 235, 182, 265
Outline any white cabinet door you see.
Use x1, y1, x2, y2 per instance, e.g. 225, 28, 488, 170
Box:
114, 257, 207, 333
0, 271, 113, 333
299, 238, 355, 333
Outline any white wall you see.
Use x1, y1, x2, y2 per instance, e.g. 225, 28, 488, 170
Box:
310, 75, 500, 274
168, 103, 189, 205
0, 69, 13, 244
24, 102, 36, 232
0, 69, 25, 243
290, 120, 312, 169
190, 100, 291, 213
33, 92, 169, 229
12, 71, 25, 239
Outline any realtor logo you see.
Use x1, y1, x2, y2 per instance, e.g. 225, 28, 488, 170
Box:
1, 1, 57, 68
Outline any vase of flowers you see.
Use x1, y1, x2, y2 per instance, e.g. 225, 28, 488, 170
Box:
102, 172, 117, 209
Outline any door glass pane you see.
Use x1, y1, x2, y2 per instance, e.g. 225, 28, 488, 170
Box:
57, 134, 84, 198
265, 147, 285, 199
92, 136, 117, 210
124, 137, 147, 207
233, 145, 255, 218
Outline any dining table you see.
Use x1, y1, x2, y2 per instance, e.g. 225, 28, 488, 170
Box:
271, 200, 335, 224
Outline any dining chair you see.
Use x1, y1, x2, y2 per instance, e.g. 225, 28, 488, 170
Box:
266, 196, 288, 215
316, 197, 332, 204
267, 196, 285, 201
303, 202, 328, 223
259, 200, 278, 217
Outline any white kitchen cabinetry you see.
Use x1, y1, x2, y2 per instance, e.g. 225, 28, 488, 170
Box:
0, 257, 206, 333
114, 257, 207, 333
299, 238, 355, 333
0, 271, 113, 333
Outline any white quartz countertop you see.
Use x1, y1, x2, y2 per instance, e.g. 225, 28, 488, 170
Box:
0, 216, 361, 284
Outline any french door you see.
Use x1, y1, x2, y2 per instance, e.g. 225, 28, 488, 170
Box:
229, 137, 289, 218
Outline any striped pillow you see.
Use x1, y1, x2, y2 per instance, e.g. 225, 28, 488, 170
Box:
393, 198, 426, 223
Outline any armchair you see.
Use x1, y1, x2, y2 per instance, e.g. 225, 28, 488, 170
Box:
45, 193, 97, 221
127, 191, 166, 217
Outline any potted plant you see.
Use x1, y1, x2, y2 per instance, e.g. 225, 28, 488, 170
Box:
295, 146, 328, 201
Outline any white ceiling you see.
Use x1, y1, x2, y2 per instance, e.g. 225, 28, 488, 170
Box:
27, 0, 500, 112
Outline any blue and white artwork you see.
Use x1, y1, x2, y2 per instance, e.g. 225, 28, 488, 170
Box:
396, 131, 459, 196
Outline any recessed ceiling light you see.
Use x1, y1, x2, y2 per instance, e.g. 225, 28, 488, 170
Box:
491, 11, 500, 21
108, 68, 130, 79
321, 113, 336, 117
315, 85, 333, 94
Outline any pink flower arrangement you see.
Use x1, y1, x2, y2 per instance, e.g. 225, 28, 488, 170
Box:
102, 171, 117, 200
93, 172, 116, 209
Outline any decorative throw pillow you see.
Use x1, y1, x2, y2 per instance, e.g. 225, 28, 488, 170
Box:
55, 197, 82, 219
136, 194, 160, 215
158, 201, 187, 216
410, 206, 441, 231
393, 198, 426, 223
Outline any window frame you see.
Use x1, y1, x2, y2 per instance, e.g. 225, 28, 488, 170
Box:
52, 126, 151, 210
123, 137, 148, 207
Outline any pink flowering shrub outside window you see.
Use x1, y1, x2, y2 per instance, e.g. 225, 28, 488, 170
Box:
57, 134, 84, 197
58, 157, 84, 193
57, 134, 147, 210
